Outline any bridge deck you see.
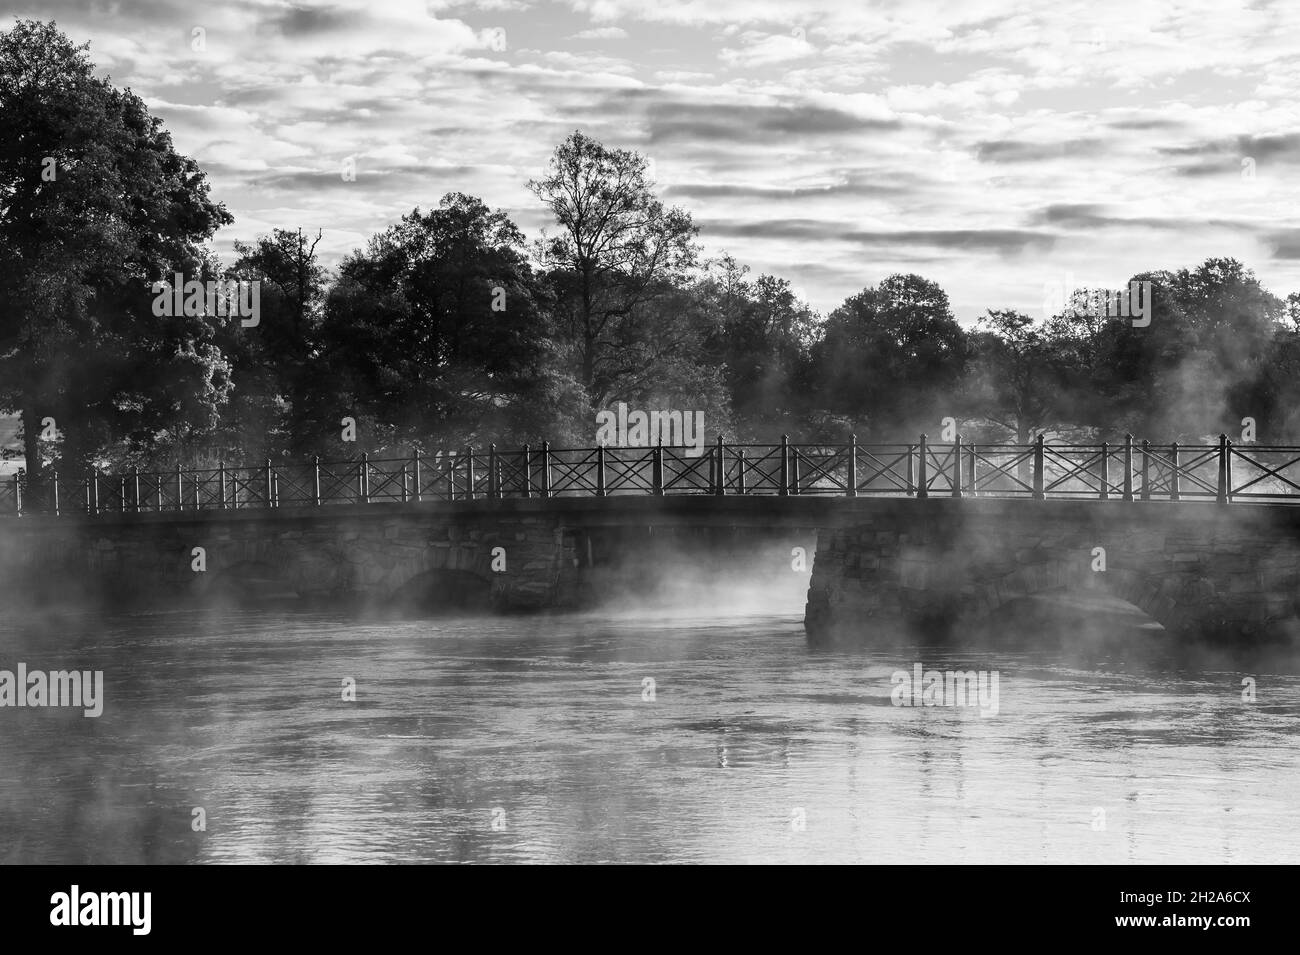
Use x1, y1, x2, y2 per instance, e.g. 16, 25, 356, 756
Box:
6, 436, 1300, 518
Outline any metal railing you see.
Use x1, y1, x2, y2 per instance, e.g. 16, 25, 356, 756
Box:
4, 434, 1299, 517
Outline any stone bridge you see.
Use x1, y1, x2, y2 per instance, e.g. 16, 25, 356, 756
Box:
3, 495, 1299, 644
0, 497, 819, 615
805, 498, 1300, 644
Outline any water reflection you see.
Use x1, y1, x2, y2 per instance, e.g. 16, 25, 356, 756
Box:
0, 607, 1297, 863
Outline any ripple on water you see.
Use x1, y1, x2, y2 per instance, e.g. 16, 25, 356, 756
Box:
0, 608, 1297, 863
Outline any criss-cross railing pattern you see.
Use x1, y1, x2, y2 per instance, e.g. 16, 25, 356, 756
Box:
5, 433, 1300, 516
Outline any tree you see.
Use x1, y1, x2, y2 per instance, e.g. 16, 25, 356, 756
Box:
1052, 260, 1284, 441
812, 274, 969, 439
209, 228, 327, 460
695, 256, 817, 437
965, 310, 1059, 444
0, 20, 233, 474
529, 131, 699, 404
306, 192, 581, 453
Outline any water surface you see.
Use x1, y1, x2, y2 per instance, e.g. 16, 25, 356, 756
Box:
1, 608, 1297, 863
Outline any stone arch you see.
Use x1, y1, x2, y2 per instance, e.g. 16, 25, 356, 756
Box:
387, 567, 495, 611
960, 559, 1178, 633
198, 559, 297, 602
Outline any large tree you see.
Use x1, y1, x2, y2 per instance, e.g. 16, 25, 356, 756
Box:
529, 131, 699, 405
0, 20, 233, 475
206, 227, 327, 461
964, 309, 1060, 444
1048, 259, 1283, 441
306, 192, 583, 453
812, 274, 970, 439
696, 255, 817, 438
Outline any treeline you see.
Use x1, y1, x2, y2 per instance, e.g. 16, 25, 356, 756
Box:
5, 20, 1300, 477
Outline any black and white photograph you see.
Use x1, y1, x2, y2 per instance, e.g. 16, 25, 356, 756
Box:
0, 0, 1294, 903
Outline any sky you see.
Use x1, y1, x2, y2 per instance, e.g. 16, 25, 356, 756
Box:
5, 0, 1300, 322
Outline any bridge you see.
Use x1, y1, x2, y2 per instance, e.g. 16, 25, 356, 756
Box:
7, 434, 1300, 513
3, 436, 1300, 644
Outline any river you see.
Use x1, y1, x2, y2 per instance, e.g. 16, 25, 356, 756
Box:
1, 604, 1297, 863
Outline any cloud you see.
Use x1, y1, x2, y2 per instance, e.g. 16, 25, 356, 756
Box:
14, 0, 1300, 318
571, 26, 628, 39
664, 178, 909, 201
644, 99, 901, 143
718, 30, 815, 68
975, 138, 1107, 163
1265, 232, 1300, 260
702, 219, 1054, 255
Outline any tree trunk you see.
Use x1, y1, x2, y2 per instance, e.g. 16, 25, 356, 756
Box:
582, 330, 595, 394
1017, 422, 1031, 487
21, 402, 42, 479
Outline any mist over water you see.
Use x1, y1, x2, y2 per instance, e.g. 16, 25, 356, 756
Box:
2, 589, 1297, 864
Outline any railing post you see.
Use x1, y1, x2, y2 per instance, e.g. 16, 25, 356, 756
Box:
1032, 434, 1045, 500
413, 450, 423, 503
13, 473, 20, 515
1224, 435, 1233, 504
175, 464, 183, 511
779, 435, 790, 496
1123, 434, 1134, 502
790, 445, 801, 496
84, 474, 91, 515
522, 445, 531, 500
358, 452, 369, 504
906, 444, 915, 496
736, 449, 747, 494
1217, 433, 1230, 504
541, 442, 552, 499
596, 445, 606, 497
652, 441, 664, 496
917, 434, 929, 499
967, 441, 977, 496
714, 434, 725, 497
120, 475, 126, 512
92, 471, 100, 515
846, 434, 857, 498
1099, 441, 1109, 500
488, 443, 499, 500
51, 469, 59, 516
312, 456, 321, 505
951, 435, 963, 498
465, 447, 475, 501
218, 461, 227, 508
265, 458, 274, 508
191, 470, 199, 510
1168, 442, 1181, 501
132, 466, 141, 513
445, 450, 455, 502
401, 462, 409, 503
1140, 440, 1150, 501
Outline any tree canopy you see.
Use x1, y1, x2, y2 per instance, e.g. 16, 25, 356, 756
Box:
0, 19, 232, 474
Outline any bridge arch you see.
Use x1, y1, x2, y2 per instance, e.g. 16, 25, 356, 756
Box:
199, 559, 298, 601
958, 560, 1174, 633
388, 567, 495, 611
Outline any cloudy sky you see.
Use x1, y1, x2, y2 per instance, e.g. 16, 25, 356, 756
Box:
9, 0, 1300, 321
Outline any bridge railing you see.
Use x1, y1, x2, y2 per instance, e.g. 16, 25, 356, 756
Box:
7, 434, 1300, 516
